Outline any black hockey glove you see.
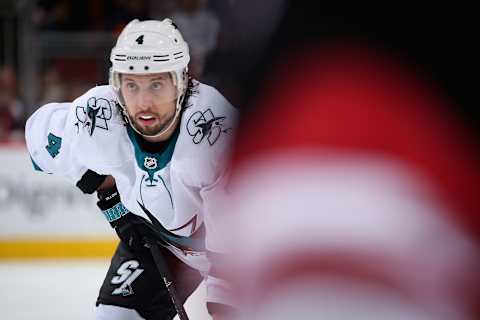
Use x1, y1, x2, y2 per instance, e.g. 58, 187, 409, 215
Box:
97, 186, 153, 256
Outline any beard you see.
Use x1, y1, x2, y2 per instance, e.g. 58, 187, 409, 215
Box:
130, 111, 176, 137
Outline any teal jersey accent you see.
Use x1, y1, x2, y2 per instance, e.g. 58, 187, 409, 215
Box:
45, 132, 62, 158
102, 202, 129, 222
30, 155, 43, 172
126, 126, 180, 185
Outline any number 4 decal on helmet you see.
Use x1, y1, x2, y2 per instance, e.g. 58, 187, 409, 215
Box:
135, 35, 144, 45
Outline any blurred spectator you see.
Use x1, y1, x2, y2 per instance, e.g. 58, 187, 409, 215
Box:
149, 0, 179, 19
39, 66, 67, 105
39, 63, 93, 106
33, 0, 87, 31
0, 65, 24, 141
171, 0, 220, 79
105, 0, 149, 34
190, 0, 285, 106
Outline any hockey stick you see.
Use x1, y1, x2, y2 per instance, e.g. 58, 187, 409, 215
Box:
147, 237, 190, 320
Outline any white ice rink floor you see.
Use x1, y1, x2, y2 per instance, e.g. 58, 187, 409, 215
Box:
0, 260, 212, 320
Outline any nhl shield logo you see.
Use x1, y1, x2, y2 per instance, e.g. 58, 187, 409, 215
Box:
144, 156, 158, 170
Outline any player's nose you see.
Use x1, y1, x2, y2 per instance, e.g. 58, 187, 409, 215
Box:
137, 90, 154, 110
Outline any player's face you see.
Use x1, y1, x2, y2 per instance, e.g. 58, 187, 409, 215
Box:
121, 73, 178, 138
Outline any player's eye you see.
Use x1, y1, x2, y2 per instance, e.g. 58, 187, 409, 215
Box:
125, 82, 138, 91
151, 81, 163, 91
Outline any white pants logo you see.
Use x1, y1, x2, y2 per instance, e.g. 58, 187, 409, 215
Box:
111, 260, 144, 296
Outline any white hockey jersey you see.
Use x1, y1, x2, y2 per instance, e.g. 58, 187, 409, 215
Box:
25, 81, 237, 303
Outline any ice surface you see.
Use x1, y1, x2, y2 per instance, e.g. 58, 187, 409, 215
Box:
0, 260, 211, 320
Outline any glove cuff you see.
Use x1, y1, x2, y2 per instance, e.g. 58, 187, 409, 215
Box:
97, 186, 129, 226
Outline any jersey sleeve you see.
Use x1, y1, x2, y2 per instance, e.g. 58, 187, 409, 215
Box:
25, 85, 121, 188
183, 84, 238, 189
191, 85, 238, 309
25, 102, 88, 185
201, 174, 238, 309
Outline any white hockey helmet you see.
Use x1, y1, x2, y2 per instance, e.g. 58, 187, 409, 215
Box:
109, 19, 190, 138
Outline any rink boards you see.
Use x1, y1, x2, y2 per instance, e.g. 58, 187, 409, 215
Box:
0, 144, 117, 258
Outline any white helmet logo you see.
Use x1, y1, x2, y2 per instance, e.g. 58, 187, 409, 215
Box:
127, 56, 151, 61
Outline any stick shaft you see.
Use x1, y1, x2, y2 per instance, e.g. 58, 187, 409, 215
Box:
149, 240, 190, 320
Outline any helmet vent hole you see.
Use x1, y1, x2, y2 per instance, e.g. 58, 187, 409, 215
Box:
174, 38, 178, 43
129, 66, 134, 70
144, 66, 149, 70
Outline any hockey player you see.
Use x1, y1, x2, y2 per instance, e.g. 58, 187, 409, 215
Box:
25, 19, 236, 319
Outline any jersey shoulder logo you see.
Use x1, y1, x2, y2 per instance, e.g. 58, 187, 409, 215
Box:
186, 108, 232, 146
45, 132, 62, 158
75, 97, 114, 136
